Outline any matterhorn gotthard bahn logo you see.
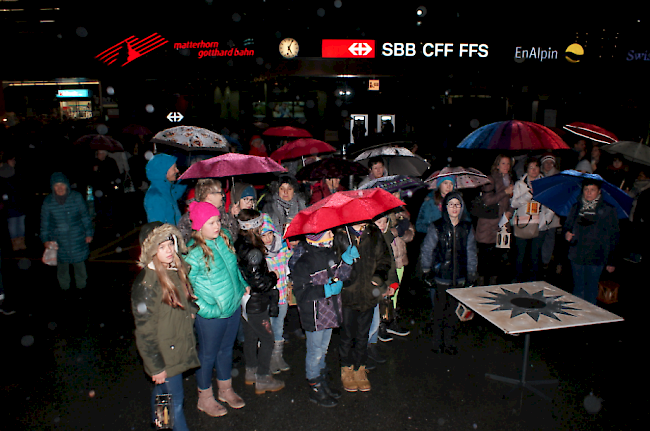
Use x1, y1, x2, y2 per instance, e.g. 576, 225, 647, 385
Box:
96, 33, 169, 67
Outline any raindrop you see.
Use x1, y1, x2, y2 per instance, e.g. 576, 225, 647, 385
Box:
106, 86, 115, 96
469, 119, 480, 129
57, 34, 62, 39
18, 258, 31, 270
231, 368, 240, 378
265, 63, 272, 69
317, 8, 326, 17
115, 178, 121, 184
76, 27, 88, 37
584, 393, 602, 414
179, 48, 191, 57
232, 13, 241, 22
137, 302, 148, 314
431, 106, 436, 110
145, 104, 155, 113
99, 323, 105, 328
53, 417, 60, 424
48, 322, 57, 331
372, 288, 381, 297
410, 319, 415, 325
256, 57, 264, 65
21, 335, 35, 347
334, 99, 343, 107
334, 0, 342, 8
116, 247, 123, 253
341, 110, 349, 117
473, 424, 478, 429
96, 124, 108, 135
227, 60, 234, 67
275, 31, 282, 39
94, 190, 104, 198
438, 418, 446, 426
144, 150, 154, 161
306, 100, 315, 109
406, 190, 413, 198
2, 194, 8, 200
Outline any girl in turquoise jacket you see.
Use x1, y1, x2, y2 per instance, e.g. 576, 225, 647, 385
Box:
185, 201, 248, 418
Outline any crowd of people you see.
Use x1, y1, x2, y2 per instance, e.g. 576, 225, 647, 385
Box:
2, 123, 649, 428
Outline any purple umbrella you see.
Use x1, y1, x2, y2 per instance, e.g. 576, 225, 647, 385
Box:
178, 153, 287, 180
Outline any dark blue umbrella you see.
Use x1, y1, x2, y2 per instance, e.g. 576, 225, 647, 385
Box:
531, 170, 633, 219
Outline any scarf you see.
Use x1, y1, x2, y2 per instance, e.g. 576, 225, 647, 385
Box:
264, 233, 283, 257
55, 193, 68, 205
578, 195, 600, 223
275, 195, 294, 217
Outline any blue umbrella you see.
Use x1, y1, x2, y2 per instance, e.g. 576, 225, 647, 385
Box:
531, 170, 633, 219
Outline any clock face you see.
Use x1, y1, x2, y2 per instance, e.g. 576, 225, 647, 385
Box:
279, 38, 299, 59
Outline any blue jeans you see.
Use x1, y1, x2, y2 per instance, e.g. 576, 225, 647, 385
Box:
194, 309, 240, 389
571, 262, 604, 304
7, 215, 25, 239
150, 373, 189, 431
305, 328, 333, 380
270, 302, 288, 342
368, 304, 380, 344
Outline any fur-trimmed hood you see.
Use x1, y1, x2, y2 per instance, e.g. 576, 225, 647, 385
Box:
138, 222, 188, 268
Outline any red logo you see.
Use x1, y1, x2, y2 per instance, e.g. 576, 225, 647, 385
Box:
96, 33, 169, 67
322, 40, 375, 58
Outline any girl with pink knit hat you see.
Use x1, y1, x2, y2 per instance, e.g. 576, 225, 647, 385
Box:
185, 201, 250, 418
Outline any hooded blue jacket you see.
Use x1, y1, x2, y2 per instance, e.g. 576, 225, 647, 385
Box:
144, 154, 187, 225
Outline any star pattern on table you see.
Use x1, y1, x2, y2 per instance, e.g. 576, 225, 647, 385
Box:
479, 287, 581, 322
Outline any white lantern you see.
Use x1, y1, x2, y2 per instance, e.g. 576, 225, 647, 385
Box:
496, 225, 511, 249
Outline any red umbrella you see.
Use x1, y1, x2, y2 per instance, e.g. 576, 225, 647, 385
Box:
263, 126, 312, 138
562, 122, 618, 145
74, 134, 124, 152
270, 138, 336, 162
178, 153, 286, 180
122, 124, 152, 136
458, 120, 570, 150
284, 188, 405, 238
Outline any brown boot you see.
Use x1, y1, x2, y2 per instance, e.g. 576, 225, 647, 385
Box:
11, 238, 20, 252
217, 379, 245, 409
354, 366, 371, 392
341, 365, 358, 392
16, 237, 26, 250
197, 386, 227, 417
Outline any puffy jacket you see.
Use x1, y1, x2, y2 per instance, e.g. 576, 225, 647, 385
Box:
144, 154, 187, 225
131, 267, 200, 378
235, 235, 278, 315
185, 231, 247, 319
40, 172, 94, 263
420, 192, 478, 284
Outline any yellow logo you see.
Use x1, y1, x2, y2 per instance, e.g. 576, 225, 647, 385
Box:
565, 43, 584, 63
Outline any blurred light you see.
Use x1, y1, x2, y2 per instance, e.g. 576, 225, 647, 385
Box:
416, 6, 427, 16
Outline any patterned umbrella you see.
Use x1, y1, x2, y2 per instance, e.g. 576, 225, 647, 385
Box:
424, 167, 491, 189
358, 175, 427, 197
150, 126, 230, 152
74, 134, 124, 152
354, 145, 430, 177
563, 122, 618, 145
458, 120, 570, 150
284, 188, 406, 238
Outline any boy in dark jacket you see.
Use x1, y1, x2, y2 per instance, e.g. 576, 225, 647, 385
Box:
337, 222, 392, 392
420, 192, 478, 355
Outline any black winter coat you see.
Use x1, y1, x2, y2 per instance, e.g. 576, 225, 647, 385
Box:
235, 236, 278, 316
564, 199, 619, 266
340, 224, 392, 312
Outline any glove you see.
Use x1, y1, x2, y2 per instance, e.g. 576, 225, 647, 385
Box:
341, 245, 360, 264
422, 270, 435, 287
324, 278, 343, 298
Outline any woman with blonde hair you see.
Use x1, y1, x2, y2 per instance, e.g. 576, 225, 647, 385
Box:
185, 201, 249, 417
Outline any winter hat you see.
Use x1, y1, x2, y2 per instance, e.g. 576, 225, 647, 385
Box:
138, 222, 187, 268
231, 182, 256, 205
540, 153, 556, 166
306, 230, 333, 248
189, 201, 220, 231
240, 186, 256, 200
261, 214, 278, 236
436, 176, 456, 189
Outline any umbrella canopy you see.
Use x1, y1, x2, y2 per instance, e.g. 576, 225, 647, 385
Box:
178, 153, 286, 180
263, 126, 312, 138
284, 188, 406, 238
562, 122, 618, 145
74, 134, 124, 152
531, 170, 633, 219
122, 124, 152, 136
296, 157, 368, 181
151, 126, 230, 152
354, 146, 430, 177
601, 141, 650, 167
425, 166, 491, 189
357, 175, 427, 197
458, 120, 570, 150
270, 138, 336, 162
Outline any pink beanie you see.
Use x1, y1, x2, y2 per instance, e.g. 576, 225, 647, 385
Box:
189, 201, 220, 231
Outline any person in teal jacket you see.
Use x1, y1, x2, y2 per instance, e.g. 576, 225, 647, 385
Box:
185, 201, 248, 418
144, 153, 187, 225
41, 172, 93, 290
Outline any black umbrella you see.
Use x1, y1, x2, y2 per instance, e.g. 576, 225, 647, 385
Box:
296, 157, 368, 181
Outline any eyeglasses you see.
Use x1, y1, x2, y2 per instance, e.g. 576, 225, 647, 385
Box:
447, 203, 462, 208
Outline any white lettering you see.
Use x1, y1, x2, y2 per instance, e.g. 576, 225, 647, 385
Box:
382, 43, 393, 56
405, 43, 416, 56
478, 44, 489, 57
515, 46, 522, 58
423, 43, 434, 57
394, 43, 405, 56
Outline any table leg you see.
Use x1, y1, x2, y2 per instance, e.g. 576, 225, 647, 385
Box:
485, 333, 558, 401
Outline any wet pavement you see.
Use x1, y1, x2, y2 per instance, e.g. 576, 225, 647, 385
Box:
1, 225, 641, 431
